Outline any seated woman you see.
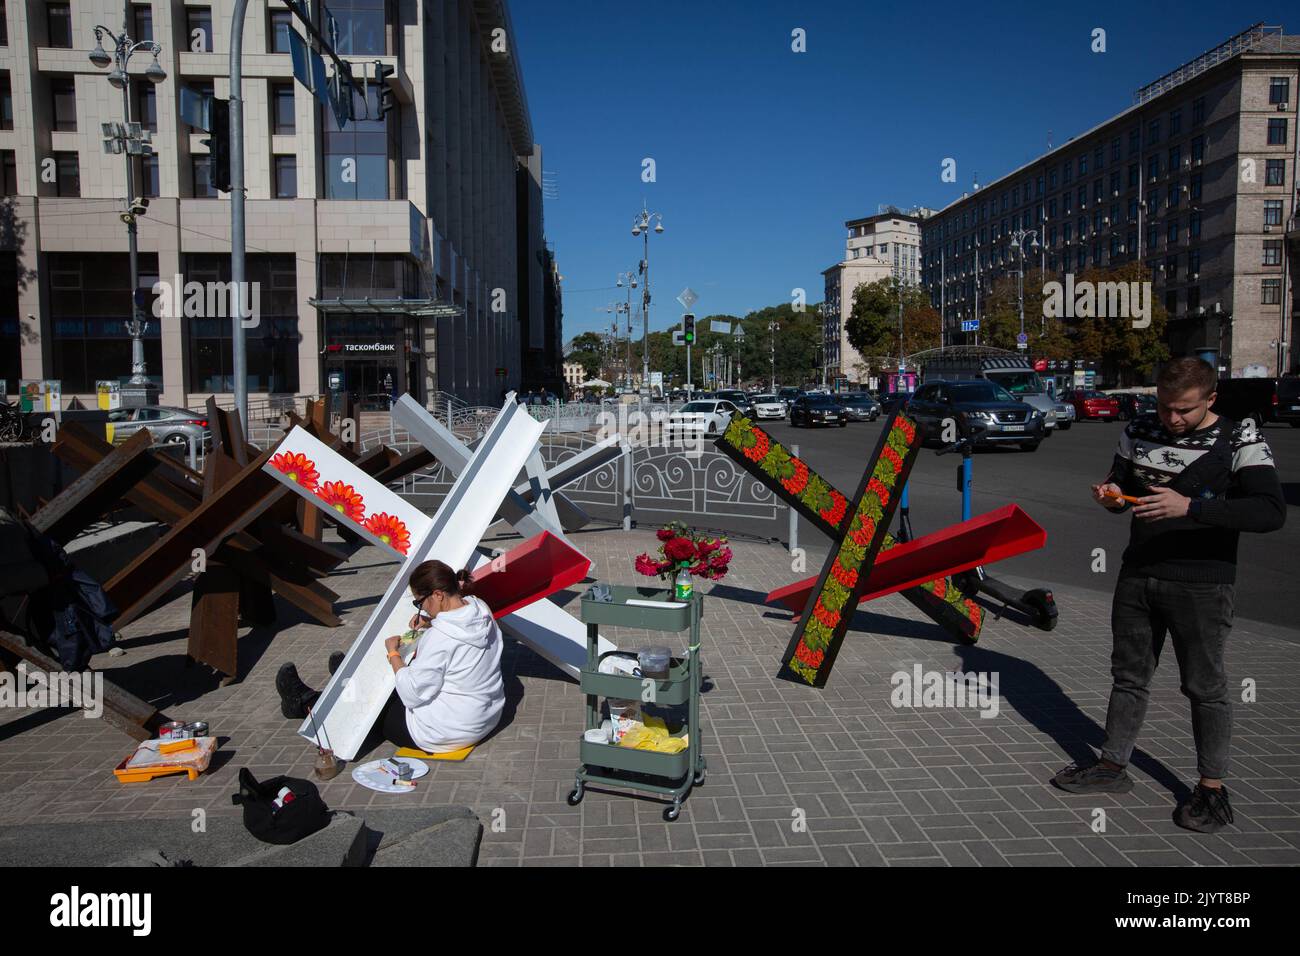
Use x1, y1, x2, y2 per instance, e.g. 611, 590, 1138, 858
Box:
276, 560, 506, 753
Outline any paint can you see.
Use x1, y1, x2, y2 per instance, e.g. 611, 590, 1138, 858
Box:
159, 721, 186, 740
185, 721, 209, 739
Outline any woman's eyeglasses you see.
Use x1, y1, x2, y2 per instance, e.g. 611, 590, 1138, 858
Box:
411, 595, 430, 613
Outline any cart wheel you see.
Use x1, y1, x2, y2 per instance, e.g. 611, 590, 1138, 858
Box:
663, 802, 681, 822
693, 767, 707, 787
566, 785, 584, 806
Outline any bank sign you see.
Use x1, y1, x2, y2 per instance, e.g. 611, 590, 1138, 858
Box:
326, 343, 397, 353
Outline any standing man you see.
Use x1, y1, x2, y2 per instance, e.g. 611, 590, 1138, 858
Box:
1052, 357, 1285, 832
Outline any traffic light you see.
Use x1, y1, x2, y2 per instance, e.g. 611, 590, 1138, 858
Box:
683, 313, 695, 344
200, 98, 231, 193
374, 61, 397, 119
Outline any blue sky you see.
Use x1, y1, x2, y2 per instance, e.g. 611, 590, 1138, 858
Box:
509, 2, 1293, 340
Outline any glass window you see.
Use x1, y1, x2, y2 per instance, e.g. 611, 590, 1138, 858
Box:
274, 155, 296, 198
1094, 146, 1104, 170
1269, 77, 1290, 105
0, 2, 7, 46
332, 0, 388, 56
1128, 128, 1140, 155
134, 83, 157, 132
140, 153, 159, 197
1264, 200, 1283, 226
272, 82, 295, 133
184, 253, 300, 393
53, 151, 79, 196
1063, 160, 1072, 184
1262, 279, 1281, 305
1192, 96, 1205, 125
51, 77, 76, 131
1168, 145, 1180, 172
1167, 220, 1178, 244
1191, 135, 1204, 163
1165, 290, 1177, 314
1049, 166, 1058, 189
0, 71, 10, 129
46, 2, 71, 47
1189, 212, 1201, 239
1263, 240, 1281, 266
1190, 174, 1202, 200
1147, 155, 1159, 181
1111, 137, 1121, 162
187, 7, 213, 53
269, 9, 293, 53
1267, 118, 1287, 145
1266, 158, 1284, 186
1148, 119, 1160, 145
132, 4, 153, 42
1, 150, 16, 196
1165, 254, 1178, 280
1079, 155, 1088, 176
47, 253, 163, 392
323, 83, 391, 199
1170, 109, 1182, 135
1128, 163, 1139, 188
193, 155, 216, 198
1188, 249, 1200, 274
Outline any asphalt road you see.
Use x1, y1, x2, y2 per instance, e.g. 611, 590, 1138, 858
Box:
746, 414, 1299, 630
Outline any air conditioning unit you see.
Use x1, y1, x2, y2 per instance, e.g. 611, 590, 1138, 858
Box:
1113, 189, 1120, 196
1184, 157, 1191, 167
1182, 184, 1189, 193
1149, 176, 1158, 183
1190, 271, 1199, 280
1279, 102, 1290, 111
1194, 158, 1203, 166
1264, 224, 1272, 233
1196, 306, 1206, 315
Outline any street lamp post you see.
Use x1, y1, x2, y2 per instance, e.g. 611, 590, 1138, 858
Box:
89, 23, 166, 400
768, 320, 780, 392
631, 204, 664, 396
1008, 228, 1041, 344
615, 270, 636, 391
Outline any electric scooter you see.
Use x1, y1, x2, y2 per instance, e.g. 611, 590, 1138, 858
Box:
894, 419, 1058, 635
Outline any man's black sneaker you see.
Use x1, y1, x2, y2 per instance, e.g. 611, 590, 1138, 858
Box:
1052, 760, 1135, 794
328, 652, 345, 676
275, 663, 319, 720
1174, 784, 1234, 833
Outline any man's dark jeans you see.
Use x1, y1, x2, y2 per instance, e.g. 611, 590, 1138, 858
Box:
1101, 575, 1235, 780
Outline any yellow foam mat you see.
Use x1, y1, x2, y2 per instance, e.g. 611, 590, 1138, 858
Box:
394, 744, 475, 762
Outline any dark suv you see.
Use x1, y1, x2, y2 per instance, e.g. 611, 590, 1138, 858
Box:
1213, 377, 1287, 428
1278, 376, 1300, 427
907, 380, 1046, 451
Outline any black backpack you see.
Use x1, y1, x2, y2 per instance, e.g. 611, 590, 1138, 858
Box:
231, 767, 332, 845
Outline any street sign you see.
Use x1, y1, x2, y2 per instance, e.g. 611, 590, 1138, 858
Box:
677, 288, 698, 310
961, 319, 980, 332
711, 320, 731, 335
672, 330, 685, 346
1016, 332, 1029, 343
289, 27, 349, 127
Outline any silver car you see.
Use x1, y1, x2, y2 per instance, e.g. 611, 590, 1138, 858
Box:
107, 406, 213, 449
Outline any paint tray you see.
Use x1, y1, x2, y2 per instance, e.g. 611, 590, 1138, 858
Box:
113, 736, 219, 784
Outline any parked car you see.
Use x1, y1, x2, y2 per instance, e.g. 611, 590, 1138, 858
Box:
714, 389, 755, 418
664, 399, 741, 439
1212, 376, 1288, 428
906, 380, 1046, 451
877, 390, 914, 415
107, 406, 212, 449
1277, 376, 1300, 428
1113, 392, 1156, 421
1067, 388, 1120, 421
749, 393, 787, 420
839, 392, 881, 421
789, 394, 847, 428
1053, 400, 1076, 430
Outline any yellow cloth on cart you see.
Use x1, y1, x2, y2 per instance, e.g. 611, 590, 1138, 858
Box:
618, 716, 689, 754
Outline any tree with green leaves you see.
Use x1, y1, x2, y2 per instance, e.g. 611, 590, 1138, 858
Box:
567, 331, 605, 380
845, 278, 941, 377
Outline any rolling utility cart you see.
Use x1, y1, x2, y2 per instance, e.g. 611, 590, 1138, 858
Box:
568, 585, 705, 821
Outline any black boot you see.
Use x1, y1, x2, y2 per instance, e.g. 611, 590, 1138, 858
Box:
328, 652, 345, 676
275, 663, 320, 720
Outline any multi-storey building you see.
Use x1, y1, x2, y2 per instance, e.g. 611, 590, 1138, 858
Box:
822, 206, 932, 384
920, 24, 1300, 379
0, 0, 557, 408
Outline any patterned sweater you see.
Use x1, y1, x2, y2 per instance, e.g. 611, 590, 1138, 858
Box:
1107, 415, 1285, 583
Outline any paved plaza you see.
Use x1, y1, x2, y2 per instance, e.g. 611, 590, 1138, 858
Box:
1, 526, 1297, 867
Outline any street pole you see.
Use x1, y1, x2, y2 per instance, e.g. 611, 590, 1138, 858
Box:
89, 23, 165, 396
230, 0, 249, 427
631, 205, 662, 396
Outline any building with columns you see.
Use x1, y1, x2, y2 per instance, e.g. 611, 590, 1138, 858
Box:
0, 0, 558, 408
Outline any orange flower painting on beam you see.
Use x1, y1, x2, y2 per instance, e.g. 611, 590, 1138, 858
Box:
316, 480, 366, 522
270, 451, 320, 492
363, 512, 412, 554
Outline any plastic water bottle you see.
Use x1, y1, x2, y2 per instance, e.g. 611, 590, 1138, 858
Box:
674, 566, 693, 601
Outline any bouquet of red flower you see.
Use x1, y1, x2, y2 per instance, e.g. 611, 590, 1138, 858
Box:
635, 521, 732, 582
